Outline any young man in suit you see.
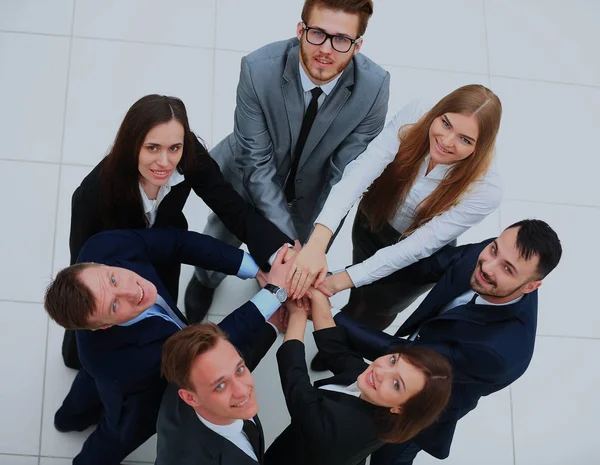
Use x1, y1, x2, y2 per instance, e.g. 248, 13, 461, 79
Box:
331, 219, 563, 464
186, 0, 390, 319
43, 228, 292, 465
156, 322, 281, 465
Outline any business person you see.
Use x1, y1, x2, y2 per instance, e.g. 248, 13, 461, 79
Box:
44, 229, 292, 465
264, 289, 452, 465
62, 95, 293, 370
156, 320, 283, 465
335, 219, 562, 464
187, 0, 390, 320
292, 85, 503, 332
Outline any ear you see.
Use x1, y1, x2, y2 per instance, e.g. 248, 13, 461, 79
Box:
178, 388, 199, 408
522, 280, 542, 295
389, 406, 403, 415
353, 37, 363, 55
297, 22, 304, 39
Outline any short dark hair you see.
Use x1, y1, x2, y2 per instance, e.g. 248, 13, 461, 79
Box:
301, 0, 374, 37
44, 263, 99, 329
505, 219, 562, 279
375, 346, 452, 444
162, 323, 229, 391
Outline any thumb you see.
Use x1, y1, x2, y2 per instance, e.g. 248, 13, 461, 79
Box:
274, 244, 287, 265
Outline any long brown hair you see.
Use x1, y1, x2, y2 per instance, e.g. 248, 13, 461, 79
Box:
375, 346, 452, 444
100, 94, 206, 229
360, 84, 502, 235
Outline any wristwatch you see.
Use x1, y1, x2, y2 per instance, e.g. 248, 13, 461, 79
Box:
264, 284, 288, 303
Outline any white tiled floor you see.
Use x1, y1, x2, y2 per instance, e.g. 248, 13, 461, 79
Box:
0, 1, 598, 464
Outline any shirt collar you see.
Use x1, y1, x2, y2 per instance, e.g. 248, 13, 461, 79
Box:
196, 413, 244, 438
138, 170, 186, 214
420, 154, 452, 181
298, 61, 342, 96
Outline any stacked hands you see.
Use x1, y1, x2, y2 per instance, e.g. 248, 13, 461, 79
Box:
256, 244, 335, 333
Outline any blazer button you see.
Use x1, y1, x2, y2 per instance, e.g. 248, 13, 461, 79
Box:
297, 196, 304, 201
296, 178, 303, 184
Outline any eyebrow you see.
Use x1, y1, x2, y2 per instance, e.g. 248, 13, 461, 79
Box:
311, 25, 354, 39
210, 359, 244, 387
396, 353, 406, 391
493, 240, 518, 275
145, 142, 183, 147
443, 115, 477, 143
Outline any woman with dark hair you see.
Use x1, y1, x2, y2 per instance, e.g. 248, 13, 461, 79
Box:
62, 94, 291, 368
289, 85, 503, 331
265, 289, 452, 465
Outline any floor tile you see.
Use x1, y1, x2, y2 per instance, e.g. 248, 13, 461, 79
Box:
361, 0, 488, 74
215, 0, 302, 52
512, 337, 600, 465
0, 0, 74, 35
486, 0, 600, 86
73, 0, 216, 48
491, 77, 600, 207
0, 33, 70, 163
52, 165, 96, 274
62, 38, 214, 166
500, 201, 600, 338
0, 455, 39, 465
0, 302, 48, 455
0, 161, 59, 302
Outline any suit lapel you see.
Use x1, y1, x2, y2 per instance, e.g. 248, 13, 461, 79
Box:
282, 46, 305, 164
297, 60, 355, 172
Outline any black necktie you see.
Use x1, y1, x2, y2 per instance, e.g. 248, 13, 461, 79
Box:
284, 86, 323, 202
469, 293, 479, 305
243, 419, 262, 463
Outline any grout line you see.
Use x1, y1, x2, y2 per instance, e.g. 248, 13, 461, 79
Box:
536, 334, 600, 341
0, 157, 95, 168
0, 29, 69, 38
37, 0, 78, 457
209, 0, 219, 148
69, 34, 215, 51
0, 298, 43, 304
481, 0, 492, 80
503, 198, 600, 211
489, 73, 600, 90
509, 386, 517, 465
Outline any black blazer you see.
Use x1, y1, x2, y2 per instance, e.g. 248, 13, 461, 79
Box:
69, 136, 291, 299
75, 229, 271, 447
337, 238, 538, 459
155, 323, 277, 465
265, 327, 386, 465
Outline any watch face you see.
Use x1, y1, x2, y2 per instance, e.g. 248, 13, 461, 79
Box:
275, 288, 288, 302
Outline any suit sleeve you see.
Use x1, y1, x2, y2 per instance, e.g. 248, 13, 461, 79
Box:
187, 136, 292, 265
232, 57, 299, 240
69, 184, 103, 265
237, 323, 277, 372
309, 72, 390, 229
312, 326, 368, 375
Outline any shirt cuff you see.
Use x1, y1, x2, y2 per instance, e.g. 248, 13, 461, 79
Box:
267, 243, 295, 266
266, 321, 280, 336
250, 289, 281, 320
345, 264, 366, 288
237, 252, 259, 279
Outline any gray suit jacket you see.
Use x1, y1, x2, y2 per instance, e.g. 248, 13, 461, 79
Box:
211, 38, 390, 242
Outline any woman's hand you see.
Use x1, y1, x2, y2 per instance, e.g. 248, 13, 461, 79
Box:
283, 297, 310, 343
316, 271, 354, 296
286, 225, 333, 300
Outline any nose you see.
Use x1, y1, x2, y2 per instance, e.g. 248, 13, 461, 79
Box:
231, 377, 248, 398
319, 38, 334, 54
156, 150, 169, 167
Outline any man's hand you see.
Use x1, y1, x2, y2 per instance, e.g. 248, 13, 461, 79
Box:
256, 270, 268, 288
267, 245, 294, 291
268, 306, 287, 333
286, 241, 328, 300
307, 287, 335, 330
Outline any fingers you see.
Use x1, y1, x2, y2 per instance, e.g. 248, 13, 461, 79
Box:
289, 266, 303, 294
314, 268, 328, 288
316, 283, 334, 297
295, 273, 314, 300
285, 257, 299, 284
274, 244, 288, 266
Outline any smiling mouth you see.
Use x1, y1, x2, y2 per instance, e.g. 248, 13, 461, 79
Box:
232, 393, 252, 408
151, 169, 170, 176
137, 284, 144, 305
315, 56, 333, 65
436, 138, 452, 154
478, 266, 493, 286
367, 370, 376, 390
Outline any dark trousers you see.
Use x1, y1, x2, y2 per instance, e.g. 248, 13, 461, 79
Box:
341, 211, 453, 330
370, 441, 422, 465
56, 368, 163, 465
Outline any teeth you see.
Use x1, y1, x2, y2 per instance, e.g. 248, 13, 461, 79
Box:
138, 285, 144, 304
369, 372, 375, 388
153, 170, 168, 175
233, 395, 251, 407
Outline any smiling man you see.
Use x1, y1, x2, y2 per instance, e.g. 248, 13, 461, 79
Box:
334, 219, 562, 465
44, 228, 291, 465
156, 323, 277, 465
186, 0, 390, 322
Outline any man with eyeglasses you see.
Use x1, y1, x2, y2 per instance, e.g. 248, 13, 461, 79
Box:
186, 0, 390, 322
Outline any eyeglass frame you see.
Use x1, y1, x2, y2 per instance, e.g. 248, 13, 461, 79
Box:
301, 23, 361, 53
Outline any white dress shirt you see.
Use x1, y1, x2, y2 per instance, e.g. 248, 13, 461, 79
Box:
139, 169, 186, 227
319, 381, 362, 398
298, 62, 342, 109
316, 99, 503, 287
196, 414, 258, 461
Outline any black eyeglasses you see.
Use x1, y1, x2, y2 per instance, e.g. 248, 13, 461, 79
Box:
301, 23, 360, 53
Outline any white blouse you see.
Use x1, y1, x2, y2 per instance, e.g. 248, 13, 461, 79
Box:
139, 170, 185, 227
315, 99, 503, 288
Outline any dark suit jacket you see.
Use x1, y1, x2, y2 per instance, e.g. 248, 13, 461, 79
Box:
75, 229, 271, 444
265, 327, 385, 465
70, 135, 291, 300
337, 239, 538, 459
155, 323, 277, 465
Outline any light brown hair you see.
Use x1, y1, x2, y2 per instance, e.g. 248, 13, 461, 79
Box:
161, 323, 229, 391
361, 84, 502, 235
44, 263, 99, 330
376, 346, 452, 444
301, 0, 374, 37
